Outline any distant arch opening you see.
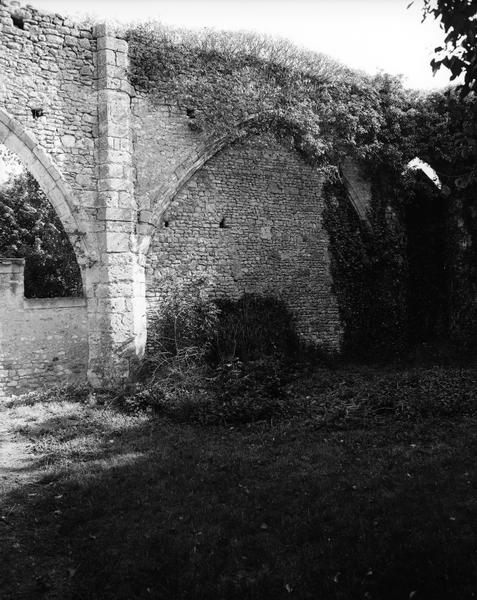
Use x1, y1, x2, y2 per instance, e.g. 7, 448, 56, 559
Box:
405, 157, 442, 189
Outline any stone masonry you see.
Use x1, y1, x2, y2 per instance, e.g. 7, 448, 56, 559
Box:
146, 132, 342, 350
0, 0, 371, 396
0, 259, 88, 399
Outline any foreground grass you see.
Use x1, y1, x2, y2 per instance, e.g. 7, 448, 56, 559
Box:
2, 367, 477, 599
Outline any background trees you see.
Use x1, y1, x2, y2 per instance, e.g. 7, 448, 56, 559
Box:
418, 0, 477, 97
0, 169, 83, 297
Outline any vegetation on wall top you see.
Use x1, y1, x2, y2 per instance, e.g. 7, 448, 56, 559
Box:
126, 22, 477, 359
126, 24, 422, 178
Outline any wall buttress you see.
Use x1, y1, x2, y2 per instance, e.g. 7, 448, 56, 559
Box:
86, 23, 146, 387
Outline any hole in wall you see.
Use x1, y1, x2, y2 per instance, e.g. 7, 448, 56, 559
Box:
219, 217, 227, 229
31, 108, 44, 119
163, 219, 169, 227
186, 107, 196, 119
11, 13, 24, 29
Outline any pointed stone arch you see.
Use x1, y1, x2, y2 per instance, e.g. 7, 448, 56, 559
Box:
137, 122, 256, 256
136, 117, 372, 255
0, 108, 96, 266
405, 157, 442, 189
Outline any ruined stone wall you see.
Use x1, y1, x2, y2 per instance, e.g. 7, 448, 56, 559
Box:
0, 0, 97, 206
0, 259, 87, 399
0, 1, 350, 397
133, 97, 204, 217
145, 132, 342, 350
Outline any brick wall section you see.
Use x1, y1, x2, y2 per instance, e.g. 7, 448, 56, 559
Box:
0, 0, 97, 209
146, 132, 343, 350
132, 98, 203, 216
0, 259, 87, 399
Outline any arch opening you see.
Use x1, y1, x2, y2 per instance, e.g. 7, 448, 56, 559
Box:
0, 144, 83, 297
0, 108, 92, 266
404, 170, 449, 347
405, 157, 442, 189
0, 110, 90, 397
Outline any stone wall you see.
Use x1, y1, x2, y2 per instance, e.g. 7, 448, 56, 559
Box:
0, 258, 88, 399
132, 98, 204, 219
0, 1, 360, 396
146, 132, 343, 350
0, 0, 97, 206
0, 1, 147, 390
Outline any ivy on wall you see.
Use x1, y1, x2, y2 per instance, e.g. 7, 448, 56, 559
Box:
126, 23, 477, 359
323, 175, 408, 360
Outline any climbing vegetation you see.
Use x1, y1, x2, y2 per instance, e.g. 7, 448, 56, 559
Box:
126, 23, 477, 359
126, 25, 422, 177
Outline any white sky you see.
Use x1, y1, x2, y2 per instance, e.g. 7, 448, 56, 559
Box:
26, 0, 453, 91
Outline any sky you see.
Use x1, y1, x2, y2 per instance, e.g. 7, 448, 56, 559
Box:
25, 0, 454, 91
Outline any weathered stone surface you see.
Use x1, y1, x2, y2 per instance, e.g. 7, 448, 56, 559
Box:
0, 260, 88, 399
0, 0, 353, 398
145, 132, 343, 350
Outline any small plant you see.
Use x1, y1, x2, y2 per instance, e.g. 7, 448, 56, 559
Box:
142, 272, 219, 380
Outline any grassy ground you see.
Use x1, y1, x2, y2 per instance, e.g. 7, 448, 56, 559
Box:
2, 366, 477, 599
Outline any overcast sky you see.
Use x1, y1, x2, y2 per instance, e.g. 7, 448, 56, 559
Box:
26, 0, 453, 91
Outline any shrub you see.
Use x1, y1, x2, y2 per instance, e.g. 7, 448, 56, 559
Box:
210, 294, 299, 363
134, 282, 303, 424
122, 357, 295, 425
142, 273, 219, 379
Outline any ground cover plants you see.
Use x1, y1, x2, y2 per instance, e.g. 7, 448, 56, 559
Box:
3, 282, 477, 600
3, 365, 477, 600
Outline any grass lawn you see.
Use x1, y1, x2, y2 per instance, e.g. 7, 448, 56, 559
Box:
2, 366, 477, 599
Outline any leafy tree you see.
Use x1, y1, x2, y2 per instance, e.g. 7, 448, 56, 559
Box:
0, 170, 83, 297
416, 0, 477, 97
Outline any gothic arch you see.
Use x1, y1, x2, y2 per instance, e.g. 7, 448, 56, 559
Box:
137, 121, 256, 256
0, 108, 96, 266
405, 157, 442, 189
137, 117, 371, 256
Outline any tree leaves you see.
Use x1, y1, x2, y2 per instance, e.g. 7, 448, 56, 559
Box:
0, 170, 82, 298
420, 0, 477, 97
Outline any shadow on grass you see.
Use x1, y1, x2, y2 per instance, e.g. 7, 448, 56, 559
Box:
2, 400, 477, 600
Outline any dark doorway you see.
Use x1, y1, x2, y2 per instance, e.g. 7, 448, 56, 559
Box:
405, 173, 448, 347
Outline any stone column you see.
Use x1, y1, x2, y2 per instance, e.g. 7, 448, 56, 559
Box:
0, 258, 24, 399
86, 24, 146, 387
0, 257, 24, 308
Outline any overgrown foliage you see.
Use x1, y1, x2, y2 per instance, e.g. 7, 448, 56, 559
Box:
0, 169, 83, 298
127, 25, 422, 176
143, 274, 300, 372
323, 177, 408, 360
